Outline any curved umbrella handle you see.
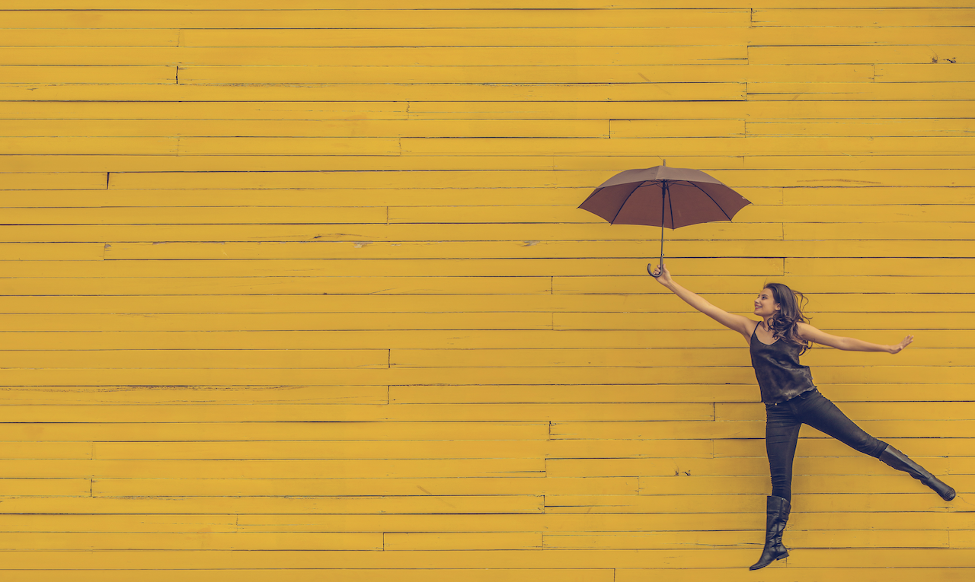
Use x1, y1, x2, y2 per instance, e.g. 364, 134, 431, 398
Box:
647, 263, 662, 278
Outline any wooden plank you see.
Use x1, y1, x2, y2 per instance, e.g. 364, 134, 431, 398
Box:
637, 474, 975, 495
0, 458, 546, 479
3, 0, 975, 8
0, 313, 555, 332
0, 28, 180, 46
401, 136, 976, 156
0, 403, 717, 423
0, 365, 874, 386
546, 457, 959, 479
554, 276, 975, 295
93, 239, 977, 259
0, 83, 747, 102
180, 137, 401, 155
745, 119, 975, 137
0, 154, 566, 173
750, 46, 973, 65
404, 100, 975, 120
0, 137, 177, 155
0, 101, 410, 120
714, 437, 975, 458
385, 532, 543, 551
0, 479, 90, 496
544, 529, 952, 549
752, 8, 974, 27
0, 385, 391, 405
175, 26, 975, 48
0, 276, 555, 296
0, 349, 391, 369
0, 421, 551, 441
94, 440, 710, 461
0, 224, 786, 244
9, 257, 975, 279
235, 510, 974, 532
0, 569, 615, 582
69, 237, 967, 263
95, 477, 640, 497
551, 419, 973, 440
786, 222, 976, 240
1, 293, 967, 318
0, 364, 969, 387
388, 347, 973, 368
0, 442, 92, 459
0, 381, 971, 406
390, 383, 977, 404
2, 154, 973, 175
0, 66, 175, 84
384, 202, 973, 225
0, 496, 544, 516
0, 243, 103, 260
717, 401, 974, 422
0, 548, 966, 570
544, 494, 960, 513
618, 567, 975, 582
876, 63, 976, 82
786, 258, 974, 277
0, 510, 967, 533
0, 119, 612, 138
747, 81, 975, 101
0, 137, 398, 156
179, 64, 872, 84
0, 207, 386, 224
0, 100, 967, 120
0, 10, 753, 29
0, 173, 105, 190
0, 532, 384, 551
0, 47, 749, 67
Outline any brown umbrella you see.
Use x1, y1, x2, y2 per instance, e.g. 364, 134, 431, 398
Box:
578, 164, 751, 277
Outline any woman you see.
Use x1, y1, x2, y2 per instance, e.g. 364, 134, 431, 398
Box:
649, 264, 955, 571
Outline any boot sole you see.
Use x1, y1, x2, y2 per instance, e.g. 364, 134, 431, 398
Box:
749, 551, 788, 571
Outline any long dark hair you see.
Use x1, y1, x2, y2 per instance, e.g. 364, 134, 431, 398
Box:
764, 282, 812, 354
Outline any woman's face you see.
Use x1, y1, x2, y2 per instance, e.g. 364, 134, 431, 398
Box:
754, 287, 781, 318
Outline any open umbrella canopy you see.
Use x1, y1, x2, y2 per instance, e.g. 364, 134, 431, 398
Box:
578, 164, 751, 276
578, 165, 751, 229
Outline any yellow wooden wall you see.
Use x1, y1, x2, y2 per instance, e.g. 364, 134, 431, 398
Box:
0, 0, 973, 581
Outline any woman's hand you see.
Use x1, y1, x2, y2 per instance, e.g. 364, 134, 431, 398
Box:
649, 263, 673, 285
888, 335, 914, 354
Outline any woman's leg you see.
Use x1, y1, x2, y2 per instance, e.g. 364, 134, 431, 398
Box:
750, 403, 801, 571
765, 402, 803, 501
794, 390, 954, 500
792, 389, 887, 458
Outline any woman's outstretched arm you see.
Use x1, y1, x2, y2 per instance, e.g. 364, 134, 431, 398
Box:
797, 322, 914, 354
651, 264, 755, 342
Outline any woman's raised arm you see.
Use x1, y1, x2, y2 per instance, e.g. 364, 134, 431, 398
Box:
651, 264, 756, 342
797, 322, 913, 354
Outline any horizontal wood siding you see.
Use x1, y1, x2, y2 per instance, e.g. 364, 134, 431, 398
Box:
0, 0, 973, 580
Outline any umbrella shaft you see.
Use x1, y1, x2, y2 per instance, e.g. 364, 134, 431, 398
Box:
659, 181, 667, 267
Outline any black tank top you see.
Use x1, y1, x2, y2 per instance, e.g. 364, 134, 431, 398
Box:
749, 322, 816, 404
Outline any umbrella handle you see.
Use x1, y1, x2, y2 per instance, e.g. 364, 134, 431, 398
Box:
647, 263, 662, 278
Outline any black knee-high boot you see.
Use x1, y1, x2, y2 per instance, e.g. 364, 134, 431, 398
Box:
879, 445, 955, 501
749, 495, 790, 571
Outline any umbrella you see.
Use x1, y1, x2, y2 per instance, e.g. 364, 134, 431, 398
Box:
577, 163, 751, 277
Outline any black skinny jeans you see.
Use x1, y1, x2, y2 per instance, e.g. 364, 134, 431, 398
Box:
765, 388, 888, 501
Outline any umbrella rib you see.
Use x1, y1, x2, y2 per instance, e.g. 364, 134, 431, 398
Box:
608, 180, 649, 225
667, 181, 675, 229
688, 181, 733, 221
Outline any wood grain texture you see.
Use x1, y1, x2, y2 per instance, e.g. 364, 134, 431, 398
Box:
0, 1, 972, 581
